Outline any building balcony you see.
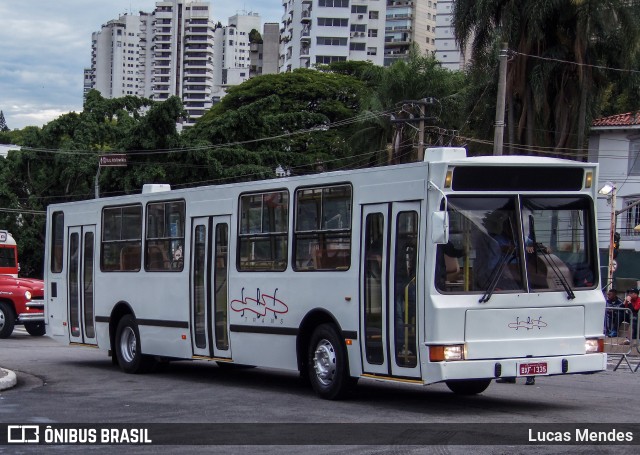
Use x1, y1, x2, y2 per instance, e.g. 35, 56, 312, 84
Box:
386, 13, 413, 20
385, 37, 411, 46
301, 10, 312, 21
300, 47, 310, 56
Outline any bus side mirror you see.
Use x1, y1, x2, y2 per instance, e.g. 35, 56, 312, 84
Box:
431, 211, 449, 244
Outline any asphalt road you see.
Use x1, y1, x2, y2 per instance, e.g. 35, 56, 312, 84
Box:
1, 328, 639, 454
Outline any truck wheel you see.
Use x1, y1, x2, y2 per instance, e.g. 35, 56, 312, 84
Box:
24, 321, 46, 337
115, 315, 156, 374
0, 302, 16, 339
307, 323, 352, 400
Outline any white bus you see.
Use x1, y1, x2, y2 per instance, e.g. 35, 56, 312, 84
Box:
44, 147, 606, 399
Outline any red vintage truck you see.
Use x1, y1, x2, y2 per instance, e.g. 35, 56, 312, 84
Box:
0, 230, 45, 338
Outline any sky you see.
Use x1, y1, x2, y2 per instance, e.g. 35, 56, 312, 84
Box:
0, 0, 282, 131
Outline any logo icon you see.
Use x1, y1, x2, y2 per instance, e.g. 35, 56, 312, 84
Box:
7, 425, 40, 443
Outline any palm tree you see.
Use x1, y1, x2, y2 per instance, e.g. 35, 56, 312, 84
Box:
353, 51, 467, 164
453, 0, 640, 157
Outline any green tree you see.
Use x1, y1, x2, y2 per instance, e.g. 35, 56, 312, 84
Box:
354, 52, 468, 164
453, 0, 640, 156
187, 69, 369, 176
248, 29, 262, 44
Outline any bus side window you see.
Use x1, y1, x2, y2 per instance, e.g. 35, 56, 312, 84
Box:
146, 200, 185, 272
101, 205, 142, 272
237, 190, 288, 272
294, 184, 352, 271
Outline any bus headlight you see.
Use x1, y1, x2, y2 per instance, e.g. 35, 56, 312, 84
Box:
585, 338, 604, 353
429, 344, 465, 362
24, 290, 32, 301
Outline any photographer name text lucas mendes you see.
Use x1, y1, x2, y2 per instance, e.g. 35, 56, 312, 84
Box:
528, 428, 633, 443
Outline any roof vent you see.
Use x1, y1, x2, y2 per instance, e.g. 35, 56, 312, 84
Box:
142, 184, 171, 194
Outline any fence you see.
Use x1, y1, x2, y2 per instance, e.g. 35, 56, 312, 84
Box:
604, 306, 640, 372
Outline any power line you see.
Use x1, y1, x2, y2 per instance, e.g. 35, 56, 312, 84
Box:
511, 51, 640, 75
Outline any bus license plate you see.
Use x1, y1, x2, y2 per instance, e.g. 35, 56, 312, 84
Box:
519, 362, 547, 376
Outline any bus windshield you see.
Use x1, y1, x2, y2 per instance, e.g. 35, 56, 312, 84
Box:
435, 196, 597, 295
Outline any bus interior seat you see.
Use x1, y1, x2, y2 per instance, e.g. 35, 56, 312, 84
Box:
527, 254, 573, 289
120, 245, 141, 271
147, 245, 168, 270
444, 254, 461, 281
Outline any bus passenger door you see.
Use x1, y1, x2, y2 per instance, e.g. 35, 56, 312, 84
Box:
360, 203, 421, 378
67, 225, 97, 345
190, 216, 231, 359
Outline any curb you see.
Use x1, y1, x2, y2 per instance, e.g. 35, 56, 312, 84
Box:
0, 368, 17, 391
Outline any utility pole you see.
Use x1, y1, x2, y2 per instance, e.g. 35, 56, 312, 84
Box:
493, 43, 509, 156
417, 101, 426, 162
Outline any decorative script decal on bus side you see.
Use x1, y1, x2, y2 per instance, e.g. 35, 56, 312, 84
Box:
231, 288, 289, 319
508, 316, 548, 331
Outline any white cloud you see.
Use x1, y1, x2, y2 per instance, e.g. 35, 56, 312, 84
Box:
0, 0, 282, 130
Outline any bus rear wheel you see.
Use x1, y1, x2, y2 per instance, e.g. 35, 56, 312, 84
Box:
445, 379, 492, 395
24, 321, 45, 337
0, 302, 15, 339
115, 315, 156, 374
307, 323, 352, 400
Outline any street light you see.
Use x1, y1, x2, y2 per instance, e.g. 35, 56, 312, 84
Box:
599, 182, 617, 291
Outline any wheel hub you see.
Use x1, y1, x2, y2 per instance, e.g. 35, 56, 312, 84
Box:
120, 326, 137, 363
313, 339, 336, 386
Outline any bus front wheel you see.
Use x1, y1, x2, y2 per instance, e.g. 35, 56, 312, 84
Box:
307, 323, 352, 400
24, 321, 45, 337
115, 315, 155, 374
445, 379, 492, 395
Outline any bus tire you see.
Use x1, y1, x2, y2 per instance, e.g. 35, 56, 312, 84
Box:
24, 321, 46, 337
308, 323, 351, 400
445, 379, 492, 395
115, 315, 155, 374
0, 302, 16, 339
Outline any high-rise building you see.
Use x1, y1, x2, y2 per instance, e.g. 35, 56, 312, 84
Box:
212, 13, 262, 98
278, 0, 438, 70
384, 0, 437, 66
151, 1, 215, 125
88, 0, 215, 126
279, 0, 386, 71
433, 0, 468, 70
90, 13, 151, 99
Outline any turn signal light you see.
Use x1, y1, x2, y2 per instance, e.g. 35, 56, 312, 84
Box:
429, 345, 465, 362
585, 338, 604, 353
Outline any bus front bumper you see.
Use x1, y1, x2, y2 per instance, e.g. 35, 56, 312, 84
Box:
424, 353, 607, 384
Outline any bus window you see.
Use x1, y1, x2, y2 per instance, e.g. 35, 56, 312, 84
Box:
193, 225, 207, 348
364, 212, 384, 364
294, 184, 352, 271
238, 190, 288, 271
146, 200, 185, 272
101, 205, 142, 272
394, 211, 418, 368
0, 246, 16, 268
434, 196, 596, 294
435, 197, 525, 293
215, 223, 229, 350
51, 211, 64, 273
522, 197, 596, 290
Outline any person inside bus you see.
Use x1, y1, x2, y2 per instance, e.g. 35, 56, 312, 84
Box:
473, 211, 521, 291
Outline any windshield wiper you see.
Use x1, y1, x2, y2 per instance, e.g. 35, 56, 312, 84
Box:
479, 246, 516, 303
535, 245, 575, 300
